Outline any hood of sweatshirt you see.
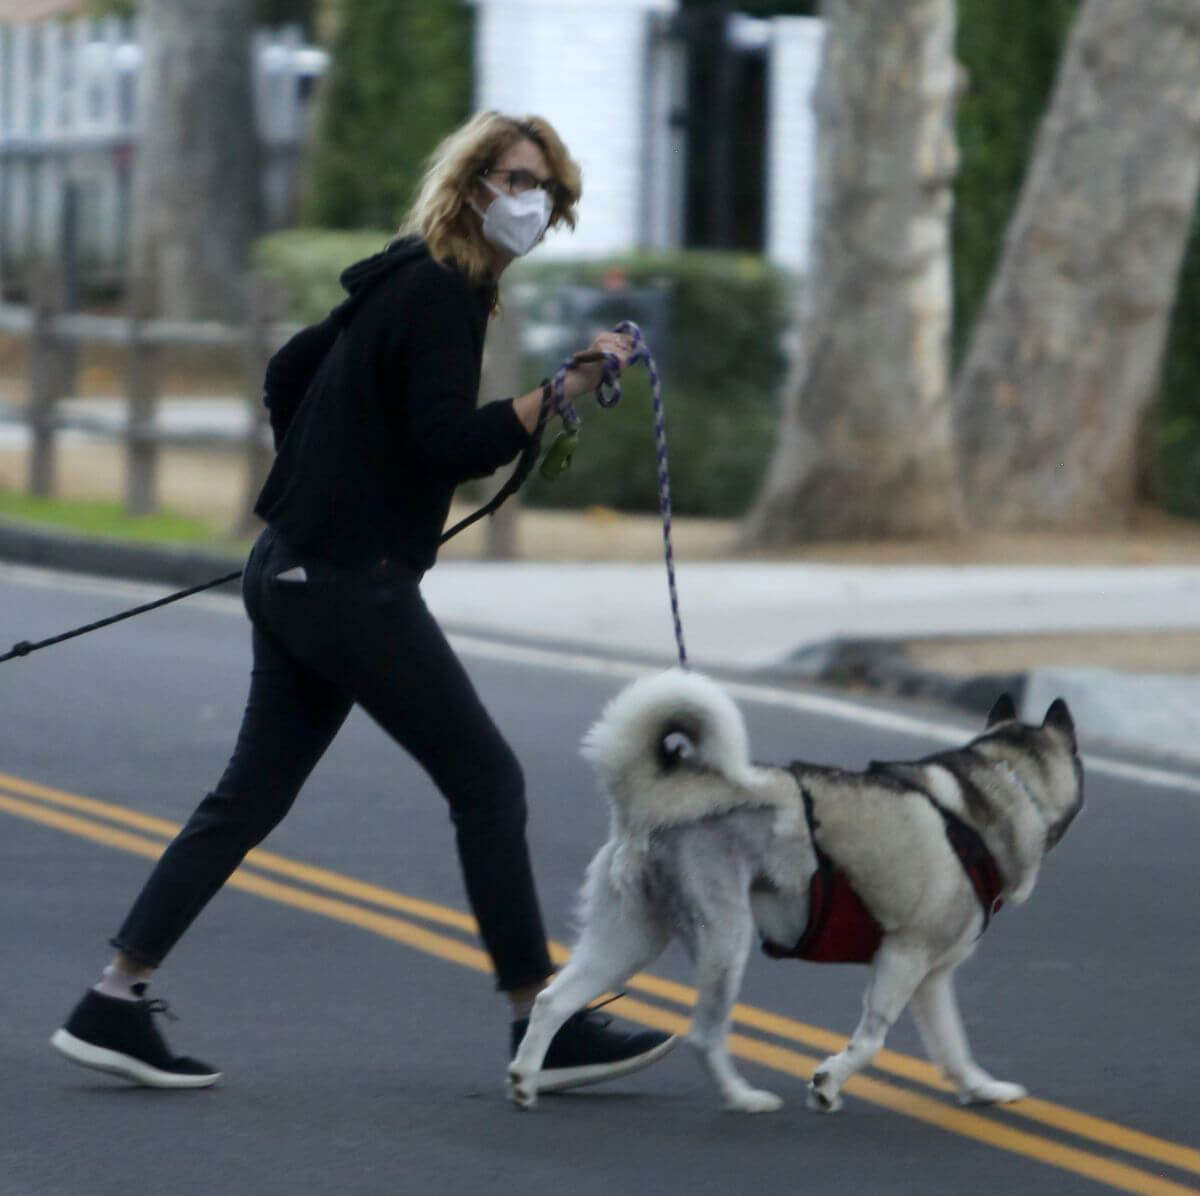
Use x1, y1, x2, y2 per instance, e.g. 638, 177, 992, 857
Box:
329, 236, 496, 329
328, 236, 430, 327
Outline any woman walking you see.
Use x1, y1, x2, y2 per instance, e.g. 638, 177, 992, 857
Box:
51, 112, 675, 1092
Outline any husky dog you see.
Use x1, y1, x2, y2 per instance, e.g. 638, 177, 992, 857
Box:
509, 670, 1083, 1114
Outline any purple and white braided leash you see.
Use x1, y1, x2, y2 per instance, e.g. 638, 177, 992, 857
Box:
546, 321, 688, 670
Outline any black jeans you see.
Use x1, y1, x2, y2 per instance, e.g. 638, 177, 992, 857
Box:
112, 525, 554, 992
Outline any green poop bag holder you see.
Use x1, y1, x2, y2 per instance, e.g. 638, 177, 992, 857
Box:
539, 322, 647, 480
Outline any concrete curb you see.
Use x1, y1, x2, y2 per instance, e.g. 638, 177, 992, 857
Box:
774, 636, 1029, 717
772, 636, 1200, 771
0, 519, 245, 592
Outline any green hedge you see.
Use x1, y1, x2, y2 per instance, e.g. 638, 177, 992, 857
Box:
508, 254, 791, 516
953, 0, 1080, 366
254, 227, 394, 321
1159, 209, 1200, 517
303, 0, 471, 231
255, 232, 793, 516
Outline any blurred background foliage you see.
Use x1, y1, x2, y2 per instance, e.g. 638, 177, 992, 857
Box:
953, 0, 1200, 518
1159, 207, 1200, 518
952, 0, 1079, 366
256, 231, 792, 516
303, 0, 471, 231
91, 0, 1200, 519
510, 253, 791, 516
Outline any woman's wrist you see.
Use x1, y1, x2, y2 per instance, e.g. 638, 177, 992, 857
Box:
511, 381, 551, 437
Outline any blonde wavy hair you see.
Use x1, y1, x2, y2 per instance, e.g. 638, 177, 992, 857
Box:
397, 111, 582, 285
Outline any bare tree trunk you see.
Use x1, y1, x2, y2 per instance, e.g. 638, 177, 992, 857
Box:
953, 0, 1200, 530
132, 0, 261, 321
740, 0, 962, 547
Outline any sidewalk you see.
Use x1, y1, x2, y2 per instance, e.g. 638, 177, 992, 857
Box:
1, 397, 1199, 769
418, 561, 1200, 768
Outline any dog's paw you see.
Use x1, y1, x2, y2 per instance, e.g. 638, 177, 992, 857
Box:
725, 1087, 783, 1114
807, 1071, 843, 1114
957, 1080, 1027, 1106
506, 1069, 538, 1110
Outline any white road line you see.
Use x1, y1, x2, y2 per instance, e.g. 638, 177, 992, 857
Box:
4, 561, 1199, 796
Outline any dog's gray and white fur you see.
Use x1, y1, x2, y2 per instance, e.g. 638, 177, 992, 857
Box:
509, 669, 1084, 1114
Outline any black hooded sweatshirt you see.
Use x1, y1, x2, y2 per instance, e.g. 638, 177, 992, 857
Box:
254, 237, 532, 573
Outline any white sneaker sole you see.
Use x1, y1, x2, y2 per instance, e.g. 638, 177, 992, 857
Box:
49, 1029, 221, 1089
533, 1034, 678, 1094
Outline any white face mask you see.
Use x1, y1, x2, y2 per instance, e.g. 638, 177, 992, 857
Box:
474, 178, 552, 258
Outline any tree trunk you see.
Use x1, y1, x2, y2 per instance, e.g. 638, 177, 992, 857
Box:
953, 0, 1200, 530
132, 0, 261, 321
740, 0, 963, 548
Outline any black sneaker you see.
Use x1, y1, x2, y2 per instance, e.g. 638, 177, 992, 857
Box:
50, 989, 221, 1089
510, 1008, 676, 1094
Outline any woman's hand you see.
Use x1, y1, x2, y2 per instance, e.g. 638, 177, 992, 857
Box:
561, 331, 636, 401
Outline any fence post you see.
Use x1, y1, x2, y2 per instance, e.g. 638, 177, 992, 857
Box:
125, 275, 160, 515
239, 273, 278, 534
28, 264, 62, 498
58, 180, 82, 400
481, 299, 523, 560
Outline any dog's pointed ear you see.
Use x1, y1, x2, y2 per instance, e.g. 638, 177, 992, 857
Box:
1043, 697, 1076, 747
985, 693, 1018, 728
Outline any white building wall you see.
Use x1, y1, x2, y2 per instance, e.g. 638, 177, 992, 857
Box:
471, 0, 677, 259
766, 16, 824, 274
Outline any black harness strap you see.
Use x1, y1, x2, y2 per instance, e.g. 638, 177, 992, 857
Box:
761, 771, 1005, 963
761, 782, 885, 964
865, 761, 1006, 931
926, 800, 1005, 932
438, 381, 550, 544
786, 786, 839, 958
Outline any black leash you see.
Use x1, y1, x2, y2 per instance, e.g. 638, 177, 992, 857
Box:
438, 380, 552, 543
1, 385, 554, 667
1, 569, 245, 663
3, 322, 684, 669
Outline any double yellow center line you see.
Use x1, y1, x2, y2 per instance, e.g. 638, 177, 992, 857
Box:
2, 769, 1197, 1196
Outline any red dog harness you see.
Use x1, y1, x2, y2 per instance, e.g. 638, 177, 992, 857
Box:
761, 779, 1004, 965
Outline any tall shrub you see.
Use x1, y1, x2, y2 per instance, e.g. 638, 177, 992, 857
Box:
1159, 210, 1200, 516
511, 253, 793, 517
953, 0, 1079, 364
305, 0, 471, 230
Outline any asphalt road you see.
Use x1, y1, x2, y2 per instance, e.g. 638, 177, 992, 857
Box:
2, 563, 1198, 1196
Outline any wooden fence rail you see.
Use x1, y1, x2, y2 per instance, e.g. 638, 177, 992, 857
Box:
0, 270, 299, 529
0, 273, 526, 556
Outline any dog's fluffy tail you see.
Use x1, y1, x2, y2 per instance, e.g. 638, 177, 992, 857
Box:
581, 669, 756, 793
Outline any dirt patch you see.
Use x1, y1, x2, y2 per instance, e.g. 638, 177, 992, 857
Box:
901, 630, 1200, 678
